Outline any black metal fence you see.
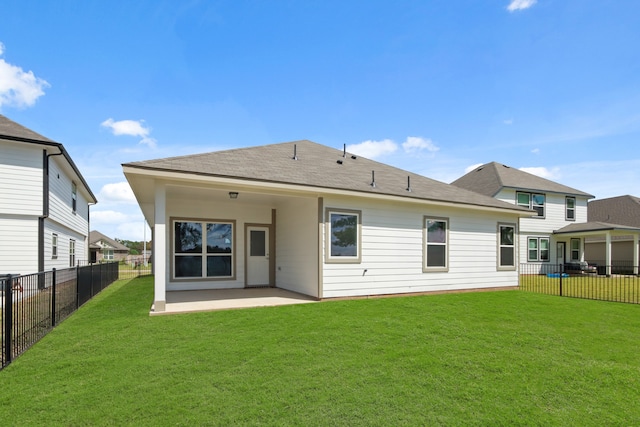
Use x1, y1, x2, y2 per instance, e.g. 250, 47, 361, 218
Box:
520, 263, 640, 304
1, 262, 119, 370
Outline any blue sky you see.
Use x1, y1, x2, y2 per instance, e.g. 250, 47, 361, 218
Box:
1, 0, 639, 241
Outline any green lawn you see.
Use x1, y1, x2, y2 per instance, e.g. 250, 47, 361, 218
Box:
1, 278, 639, 426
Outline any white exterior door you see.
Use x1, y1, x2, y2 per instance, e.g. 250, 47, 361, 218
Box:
556, 242, 565, 267
246, 226, 270, 286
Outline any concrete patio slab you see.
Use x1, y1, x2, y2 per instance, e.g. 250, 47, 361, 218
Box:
150, 287, 318, 315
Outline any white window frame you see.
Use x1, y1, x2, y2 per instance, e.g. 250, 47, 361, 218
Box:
517, 192, 545, 218
570, 238, 580, 261
423, 216, 449, 272
72, 182, 77, 213
69, 239, 76, 267
325, 208, 362, 264
104, 249, 114, 261
171, 218, 236, 281
498, 223, 517, 270
52, 233, 58, 259
566, 197, 576, 221
528, 237, 550, 262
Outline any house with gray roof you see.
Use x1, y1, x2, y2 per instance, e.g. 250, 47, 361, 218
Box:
452, 162, 640, 275
123, 140, 533, 313
0, 115, 97, 275
584, 195, 640, 272
89, 230, 130, 263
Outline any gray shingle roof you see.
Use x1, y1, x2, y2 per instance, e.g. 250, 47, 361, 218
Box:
89, 231, 130, 251
0, 115, 98, 203
554, 221, 640, 234
451, 161, 594, 198
588, 195, 640, 227
0, 114, 55, 143
123, 140, 530, 213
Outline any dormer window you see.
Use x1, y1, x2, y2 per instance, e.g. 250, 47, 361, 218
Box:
517, 192, 545, 217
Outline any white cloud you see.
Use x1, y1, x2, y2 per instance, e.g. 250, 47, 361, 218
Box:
101, 118, 157, 148
98, 182, 137, 204
91, 210, 132, 224
531, 148, 540, 154
0, 42, 50, 109
346, 139, 398, 159
503, 119, 514, 125
519, 166, 560, 180
402, 136, 439, 154
507, 0, 537, 12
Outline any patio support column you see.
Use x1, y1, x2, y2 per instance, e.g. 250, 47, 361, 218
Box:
605, 231, 612, 276
634, 234, 639, 276
153, 182, 167, 312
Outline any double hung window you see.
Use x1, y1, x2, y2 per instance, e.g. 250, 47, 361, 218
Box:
52, 233, 58, 258
69, 239, 76, 267
517, 192, 545, 217
423, 217, 448, 271
528, 237, 550, 262
173, 220, 234, 279
566, 197, 576, 220
498, 224, 516, 269
570, 238, 580, 261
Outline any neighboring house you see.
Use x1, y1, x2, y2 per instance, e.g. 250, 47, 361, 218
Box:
89, 230, 130, 263
123, 140, 532, 312
452, 162, 640, 275
585, 195, 640, 271
0, 115, 97, 275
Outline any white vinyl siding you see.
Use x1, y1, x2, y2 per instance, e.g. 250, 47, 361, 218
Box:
275, 197, 319, 298
0, 217, 39, 274
0, 141, 43, 216
321, 196, 521, 298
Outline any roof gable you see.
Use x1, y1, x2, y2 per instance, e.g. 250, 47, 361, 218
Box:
123, 140, 530, 214
89, 231, 130, 251
451, 161, 594, 198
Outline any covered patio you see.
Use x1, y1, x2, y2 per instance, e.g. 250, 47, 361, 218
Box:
554, 221, 640, 275
150, 287, 318, 315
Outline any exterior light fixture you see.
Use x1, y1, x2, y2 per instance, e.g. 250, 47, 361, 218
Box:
229, 192, 239, 199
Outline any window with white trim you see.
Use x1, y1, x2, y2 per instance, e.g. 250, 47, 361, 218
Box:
173, 220, 234, 279
498, 223, 516, 269
528, 237, 550, 262
423, 217, 448, 271
72, 182, 77, 213
326, 209, 361, 263
104, 249, 114, 261
69, 239, 76, 267
570, 238, 580, 261
52, 233, 58, 259
566, 197, 576, 221
517, 192, 545, 217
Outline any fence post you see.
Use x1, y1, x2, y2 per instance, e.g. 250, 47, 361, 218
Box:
51, 269, 57, 327
4, 275, 14, 366
559, 263, 563, 297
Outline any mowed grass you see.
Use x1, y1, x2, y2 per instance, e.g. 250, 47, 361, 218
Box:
521, 274, 640, 303
1, 278, 639, 426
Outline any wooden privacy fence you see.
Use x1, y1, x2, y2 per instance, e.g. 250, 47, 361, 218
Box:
1, 262, 118, 370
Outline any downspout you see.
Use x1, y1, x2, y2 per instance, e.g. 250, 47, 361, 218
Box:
40, 148, 64, 273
